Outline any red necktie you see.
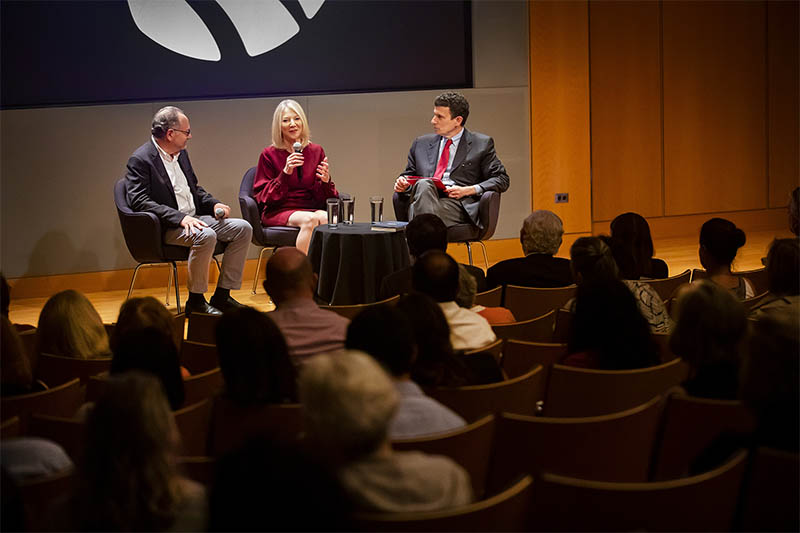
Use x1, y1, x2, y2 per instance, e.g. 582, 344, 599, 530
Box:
433, 138, 453, 178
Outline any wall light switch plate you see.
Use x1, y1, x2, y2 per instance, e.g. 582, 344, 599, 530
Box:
555, 193, 569, 203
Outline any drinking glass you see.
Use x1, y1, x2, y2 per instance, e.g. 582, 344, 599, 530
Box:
326, 198, 339, 228
342, 196, 355, 224
369, 196, 384, 224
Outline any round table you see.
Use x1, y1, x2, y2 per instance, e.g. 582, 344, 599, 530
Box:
307, 222, 410, 305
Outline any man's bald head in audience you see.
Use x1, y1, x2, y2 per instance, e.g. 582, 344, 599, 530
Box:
264, 248, 316, 305
412, 250, 459, 303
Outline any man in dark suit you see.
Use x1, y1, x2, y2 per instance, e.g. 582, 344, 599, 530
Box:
394, 92, 509, 227
125, 106, 252, 315
486, 210, 573, 289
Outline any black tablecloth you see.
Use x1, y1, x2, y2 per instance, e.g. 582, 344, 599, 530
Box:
308, 222, 410, 305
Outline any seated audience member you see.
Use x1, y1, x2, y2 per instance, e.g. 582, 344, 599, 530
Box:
209, 438, 352, 532
569, 236, 673, 333
669, 281, 747, 400
36, 289, 110, 359
395, 293, 502, 387
380, 213, 486, 300
265, 248, 349, 361
609, 212, 669, 279
67, 373, 207, 531
750, 238, 800, 320
299, 350, 473, 512
697, 217, 754, 299
111, 296, 181, 353
1, 316, 36, 395
563, 280, 658, 370
413, 250, 496, 351
790, 186, 799, 237
1, 273, 10, 317
486, 210, 573, 289
457, 264, 515, 324
215, 307, 297, 405
0, 437, 73, 482
345, 305, 466, 438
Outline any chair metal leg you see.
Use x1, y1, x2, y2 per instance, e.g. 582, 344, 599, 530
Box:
252, 246, 272, 294
172, 262, 181, 313
465, 242, 474, 266
127, 263, 146, 301
477, 240, 489, 271
166, 265, 172, 306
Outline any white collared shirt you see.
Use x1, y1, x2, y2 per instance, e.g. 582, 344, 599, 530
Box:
152, 136, 195, 215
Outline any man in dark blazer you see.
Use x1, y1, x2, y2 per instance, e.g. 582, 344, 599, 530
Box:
486, 210, 574, 290
394, 92, 509, 228
125, 106, 252, 315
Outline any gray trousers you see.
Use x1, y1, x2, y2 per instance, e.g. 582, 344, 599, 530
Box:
163, 216, 252, 294
407, 179, 470, 226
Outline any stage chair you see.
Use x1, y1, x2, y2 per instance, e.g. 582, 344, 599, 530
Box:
17, 468, 76, 532
651, 394, 757, 480
501, 340, 567, 381
318, 294, 400, 320
691, 267, 768, 295
474, 285, 503, 308
1, 416, 21, 439
491, 310, 556, 343
425, 365, 545, 422
392, 415, 495, 499
208, 399, 304, 456
503, 284, 576, 321
186, 311, 221, 344
486, 396, 663, 494
530, 450, 748, 532
354, 474, 533, 533
180, 340, 219, 374
1, 378, 83, 431
177, 456, 217, 487
183, 367, 224, 407
28, 414, 86, 466
738, 447, 800, 532
174, 398, 213, 456
642, 268, 691, 301
35, 352, 112, 386
543, 358, 689, 417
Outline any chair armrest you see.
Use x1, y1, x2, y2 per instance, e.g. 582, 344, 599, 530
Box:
392, 192, 410, 222
118, 210, 167, 263
477, 191, 501, 240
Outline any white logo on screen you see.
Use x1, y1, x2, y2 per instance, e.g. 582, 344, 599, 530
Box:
128, 0, 325, 61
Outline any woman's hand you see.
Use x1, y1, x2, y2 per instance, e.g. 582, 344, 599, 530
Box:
316, 157, 331, 183
283, 152, 304, 174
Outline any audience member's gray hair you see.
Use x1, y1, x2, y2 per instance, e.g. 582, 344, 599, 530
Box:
521, 210, 564, 255
455, 264, 477, 309
299, 350, 398, 460
151, 106, 184, 139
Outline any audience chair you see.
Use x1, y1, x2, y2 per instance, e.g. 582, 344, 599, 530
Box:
17, 328, 39, 369
186, 312, 221, 344
642, 269, 691, 301
392, 190, 502, 269
180, 340, 219, 374
318, 294, 400, 320
1, 416, 22, 439
530, 450, 748, 532
462, 338, 504, 366
501, 340, 567, 381
208, 398, 304, 457
425, 365, 545, 421
487, 396, 663, 493
85, 374, 107, 403
690, 267, 768, 295
491, 310, 556, 343
551, 308, 572, 343
177, 456, 217, 487
474, 286, 503, 308
17, 468, 76, 532
114, 178, 224, 313
392, 415, 495, 499
544, 358, 689, 417
742, 291, 769, 311
35, 353, 112, 386
183, 367, 224, 407
238, 166, 300, 293
503, 284, 576, 321
651, 394, 757, 481
354, 474, 532, 533
174, 312, 187, 342
1, 378, 83, 431
174, 398, 213, 456
651, 332, 678, 362
28, 414, 86, 467
13, 323, 36, 333
738, 447, 800, 532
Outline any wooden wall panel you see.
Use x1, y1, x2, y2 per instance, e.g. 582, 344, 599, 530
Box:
662, 1, 767, 216
590, 1, 663, 221
530, 0, 592, 234
768, 0, 800, 208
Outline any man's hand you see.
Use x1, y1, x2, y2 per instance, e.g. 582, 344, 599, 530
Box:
180, 215, 209, 236
446, 185, 477, 199
213, 203, 231, 219
316, 157, 331, 183
394, 176, 410, 193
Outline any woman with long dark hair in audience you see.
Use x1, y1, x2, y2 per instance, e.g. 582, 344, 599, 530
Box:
749, 238, 800, 320
609, 212, 669, 279
36, 289, 110, 359
698, 217, 754, 299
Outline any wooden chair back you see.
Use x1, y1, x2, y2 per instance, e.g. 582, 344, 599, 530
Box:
174, 312, 187, 342
738, 447, 800, 532
491, 310, 556, 343
17, 468, 76, 532
652, 394, 757, 480
487, 396, 663, 494
474, 286, 503, 308
318, 294, 400, 320
174, 398, 213, 456
551, 308, 572, 343
180, 340, 219, 374
742, 291, 769, 311
392, 415, 495, 499
531, 450, 748, 532
1, 378, 83, 430
642, 269, 691, 301
354, 474, 533, 533
186, 312, 221, 344
1, 415, 22, 439
426, 365, 545, 421
103, 322, 115, 338
651, 332, 678, 362
462, 338, 504, 365
177, 456, 217, 487
208, 398, 304, 457
85, 374, 107, 403
503, 284, 576, 321
183, 367, 224, 407
28, 414, 86, 466
502, 340, 567, 383
691, 267, 768, 295
17, 328, 39, 369
544, 358, 689, 417
35, 352, 112, 386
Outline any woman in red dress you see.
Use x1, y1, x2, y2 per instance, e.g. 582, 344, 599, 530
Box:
254, 99, 338, 254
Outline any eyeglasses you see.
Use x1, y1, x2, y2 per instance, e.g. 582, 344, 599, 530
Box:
170, 128, 191, 136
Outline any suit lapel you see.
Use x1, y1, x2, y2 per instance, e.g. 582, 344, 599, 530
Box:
450, 128, 471, 172
427, 136, 440, 173
148, 143, 179, 205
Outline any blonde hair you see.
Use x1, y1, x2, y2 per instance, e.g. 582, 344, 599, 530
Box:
37, 289, 110, 359
271, 99, 311, 150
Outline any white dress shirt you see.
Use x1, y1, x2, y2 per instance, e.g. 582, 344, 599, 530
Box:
152, 136, 195, 215
438, 301, 497, 351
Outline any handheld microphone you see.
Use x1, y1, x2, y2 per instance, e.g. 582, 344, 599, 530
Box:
215, 207, 225, 219
293, 142, 303, 182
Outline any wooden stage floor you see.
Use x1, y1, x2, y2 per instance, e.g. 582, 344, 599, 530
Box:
7, 230, 790, 327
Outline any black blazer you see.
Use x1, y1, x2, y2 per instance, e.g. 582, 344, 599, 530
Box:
125, 140, 219, 229
380, 263, 487, 301
486, 254, 573, 290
